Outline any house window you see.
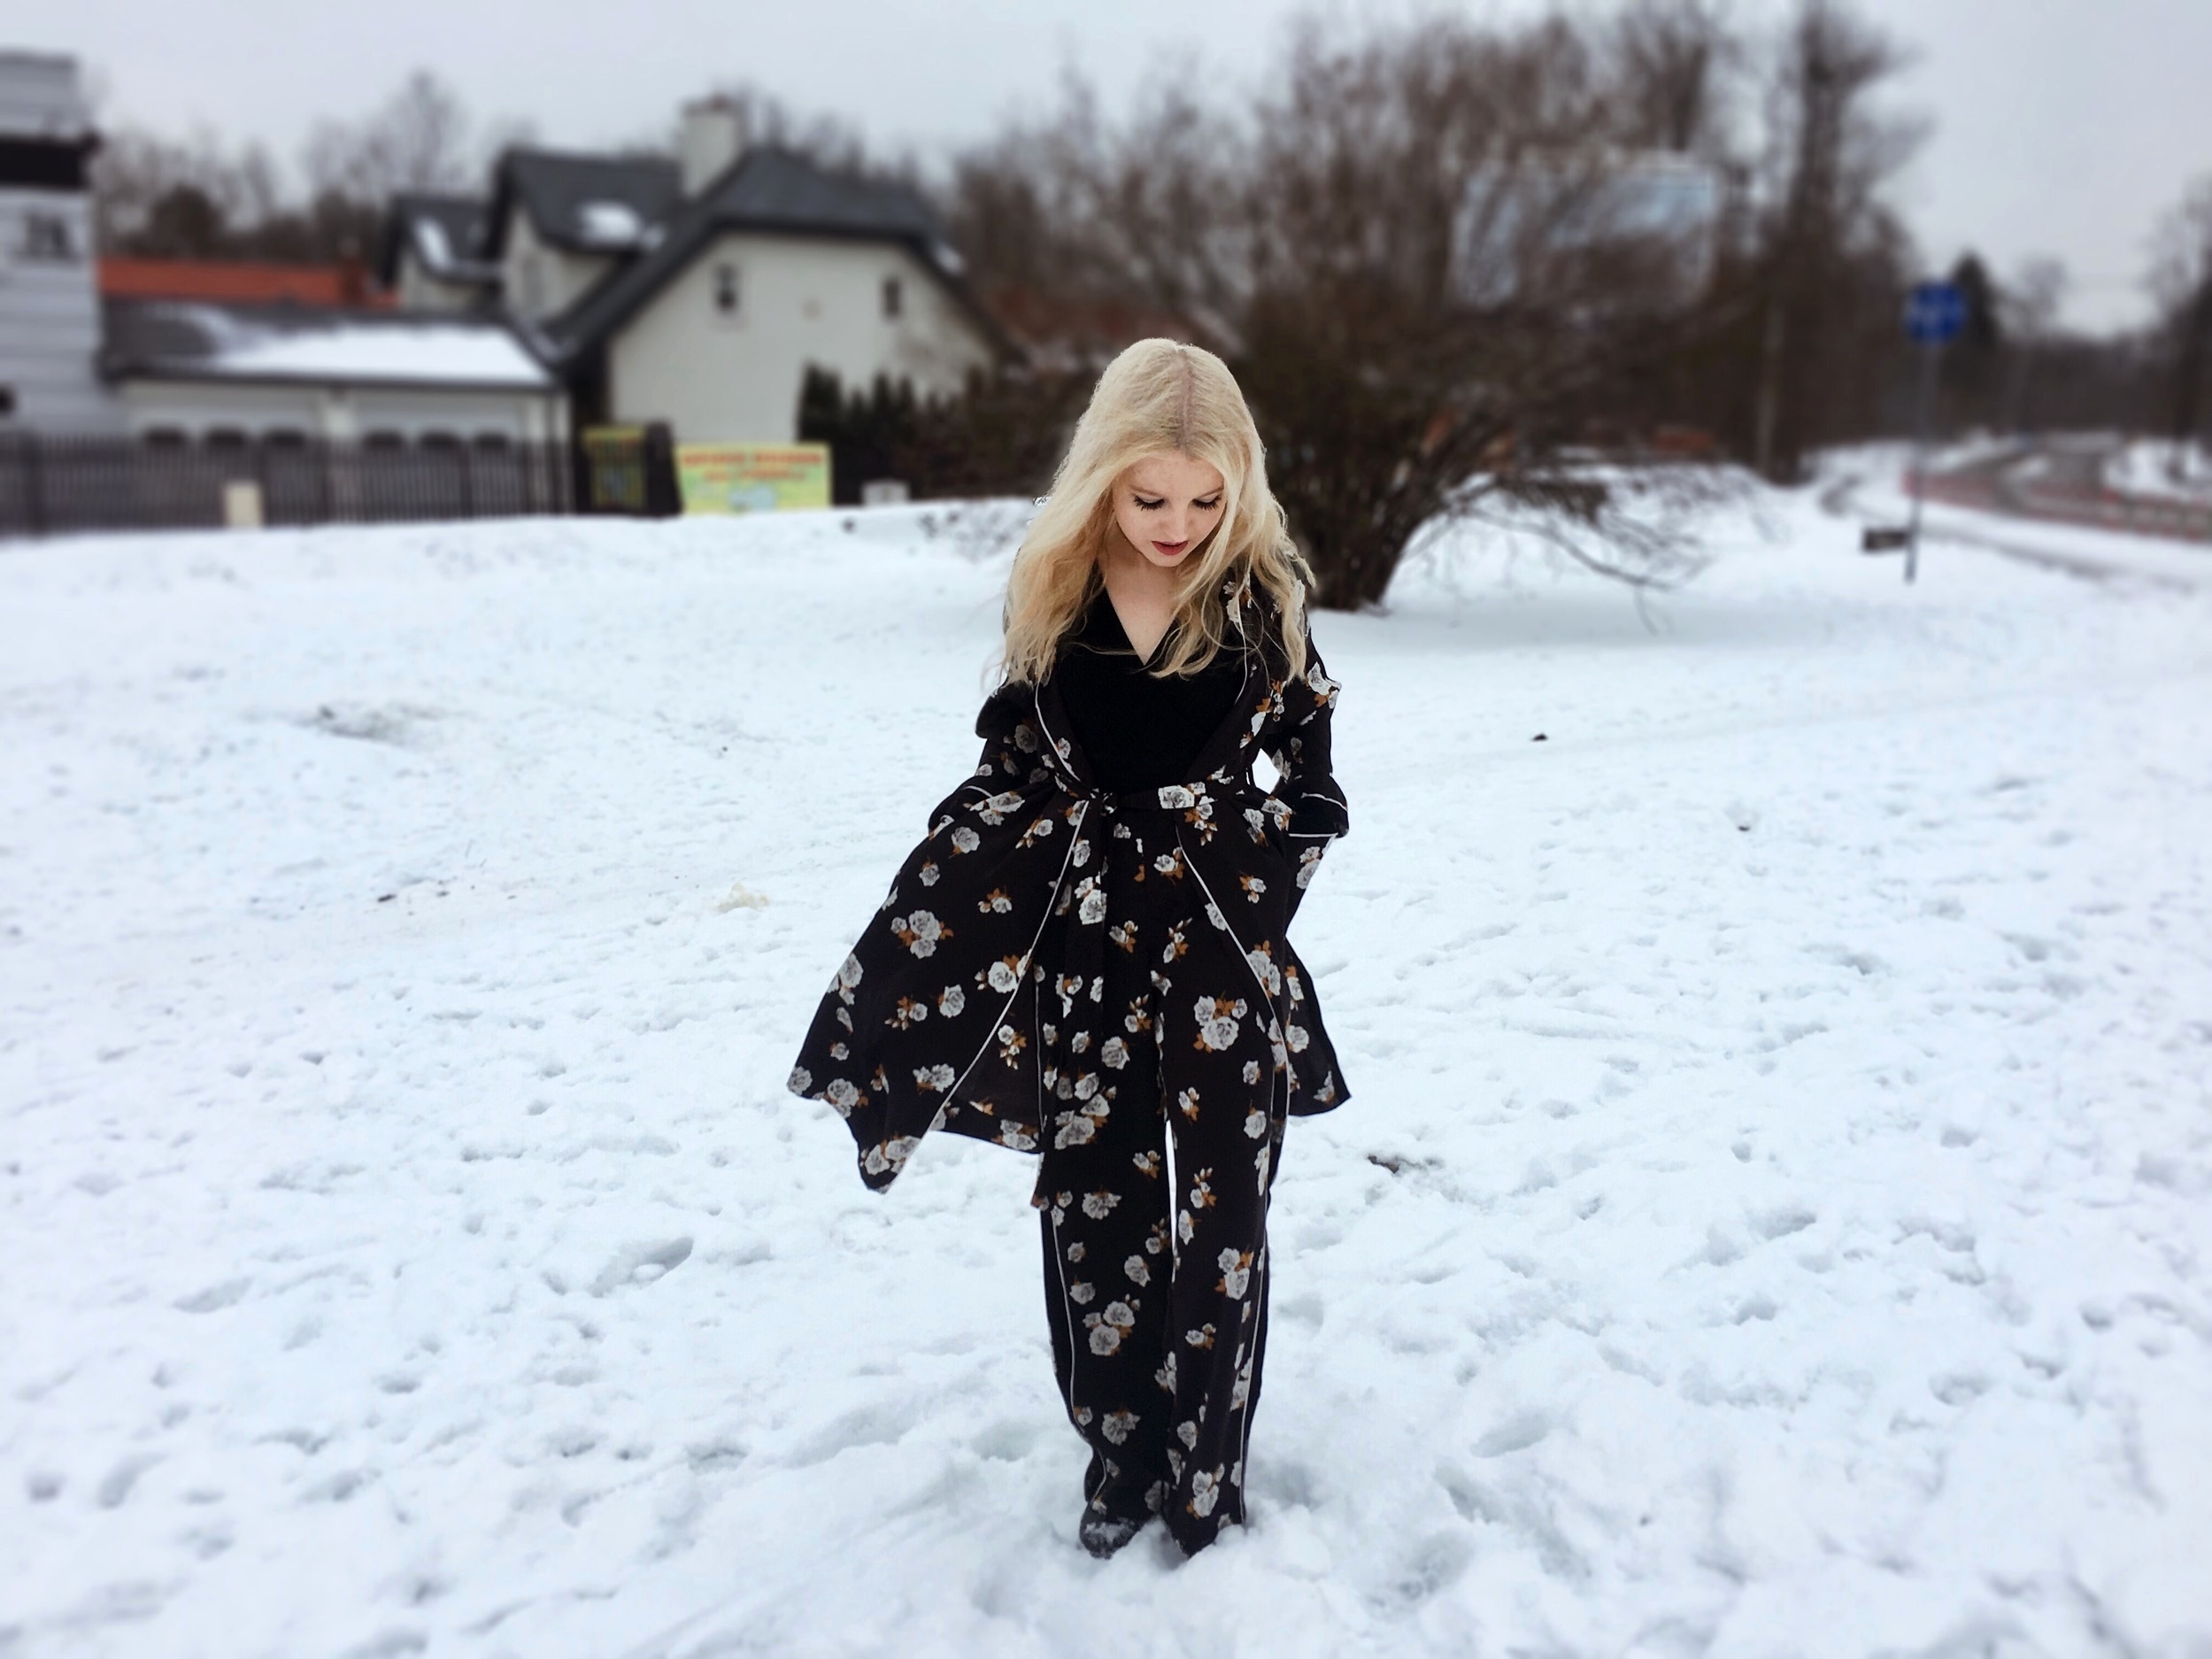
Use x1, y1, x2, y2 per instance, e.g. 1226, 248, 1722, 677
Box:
882, 275, 903, 320
364, 430, 406, 451
0, 385, 16, 418
265, 428, 309, 449
204, 427, 249, 451
472, 432, 512, 452
142, 426, 186, 448
19, 212, 74, 261
713, 263, 741, 320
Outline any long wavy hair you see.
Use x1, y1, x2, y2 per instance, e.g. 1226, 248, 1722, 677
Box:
1000, 339, 1313, 684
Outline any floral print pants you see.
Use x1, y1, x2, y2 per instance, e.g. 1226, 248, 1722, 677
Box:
1030, 803, 1288, 1555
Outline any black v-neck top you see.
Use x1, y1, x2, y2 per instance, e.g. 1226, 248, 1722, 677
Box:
1050, 587, 1249, 793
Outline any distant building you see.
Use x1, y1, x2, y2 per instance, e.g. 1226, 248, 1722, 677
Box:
0, 50, 121, 432
4, 67, 1006, 507
377, 194, 497, 313
98, 299, 566, 448
1455, 149, 1726, 311
381, 98, 1012, 444
487, 149, 685, 328
0, 50, 561, 457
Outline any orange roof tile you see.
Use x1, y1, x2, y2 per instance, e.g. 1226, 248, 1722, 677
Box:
97, 258, 391, 308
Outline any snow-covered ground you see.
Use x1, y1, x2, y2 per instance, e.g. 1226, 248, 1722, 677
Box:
2107, 438, 2211, 504
4, 482, 2210, 1658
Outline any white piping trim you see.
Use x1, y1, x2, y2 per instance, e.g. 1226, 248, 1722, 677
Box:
1234, 1226, 1271, 1505
938, 795, 1090, 1132
1179, 838, 1288, 1511
1045, 1208, 1082, 1419
1044, 1200, 1115, 1513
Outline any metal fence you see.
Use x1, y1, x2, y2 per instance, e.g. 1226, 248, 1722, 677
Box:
0, 433, 575, 537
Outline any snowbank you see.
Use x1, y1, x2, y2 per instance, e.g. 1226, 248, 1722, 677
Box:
3, 490, 2209, 1656
2107, 437, 2212, 502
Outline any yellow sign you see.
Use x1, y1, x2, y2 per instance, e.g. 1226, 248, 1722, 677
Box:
676, 442, 832, 513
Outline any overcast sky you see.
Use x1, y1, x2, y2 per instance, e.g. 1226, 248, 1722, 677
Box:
27, 0, 2212, 332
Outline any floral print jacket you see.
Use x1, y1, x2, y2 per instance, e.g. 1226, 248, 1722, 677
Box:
789, 575, 1351, 1192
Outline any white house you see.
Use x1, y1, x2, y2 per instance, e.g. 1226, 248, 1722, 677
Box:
97, 299, 567, 447
386, 100, 1011, 444
483, 148, 684, 328
0, 50, 122, 432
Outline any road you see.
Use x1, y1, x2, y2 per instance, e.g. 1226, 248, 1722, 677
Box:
1923, 435, 2212, 543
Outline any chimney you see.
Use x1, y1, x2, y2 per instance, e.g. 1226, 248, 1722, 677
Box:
679, 96, 744, 195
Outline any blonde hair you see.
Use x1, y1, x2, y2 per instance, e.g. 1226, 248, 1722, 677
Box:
1000, 339, 1312, 684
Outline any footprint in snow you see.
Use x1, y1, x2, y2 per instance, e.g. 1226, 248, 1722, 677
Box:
588, 1237, 694, 1296
1473, 1409, 1551, 1457
174, 1277, 250, 1314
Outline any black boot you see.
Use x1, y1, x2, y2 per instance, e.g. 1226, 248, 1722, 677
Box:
1079, 1508, 1147, 1559
1077, 1468, 1160, 1560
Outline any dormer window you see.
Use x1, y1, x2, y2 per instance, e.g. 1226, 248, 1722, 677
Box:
882, 275, 903, 320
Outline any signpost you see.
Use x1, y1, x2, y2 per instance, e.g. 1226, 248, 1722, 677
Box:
1898, 278, 1967, 583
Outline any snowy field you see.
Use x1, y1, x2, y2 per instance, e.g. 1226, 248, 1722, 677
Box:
4, 480, 2210, 1658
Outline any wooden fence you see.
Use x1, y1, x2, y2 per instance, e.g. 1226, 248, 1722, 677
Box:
0, 433, 576, 536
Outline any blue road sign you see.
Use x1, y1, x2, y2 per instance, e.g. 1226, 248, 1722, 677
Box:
1904, 280, 1967, 344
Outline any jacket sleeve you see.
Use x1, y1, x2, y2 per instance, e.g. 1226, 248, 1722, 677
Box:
1266, 626, 1349, 907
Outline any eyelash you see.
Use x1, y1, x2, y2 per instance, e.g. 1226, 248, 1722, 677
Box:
1134, 496, 1222, 512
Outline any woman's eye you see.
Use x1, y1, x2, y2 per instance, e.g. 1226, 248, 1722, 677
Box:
1135, 496, 1165, 511
1194, 498, 1221, 512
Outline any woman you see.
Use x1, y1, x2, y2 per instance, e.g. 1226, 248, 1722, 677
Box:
787, 339, 1350, 1559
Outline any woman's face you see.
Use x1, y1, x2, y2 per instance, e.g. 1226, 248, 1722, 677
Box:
1112, 452, 1227, 571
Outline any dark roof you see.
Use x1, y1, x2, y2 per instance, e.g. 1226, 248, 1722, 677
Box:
98, 297, 552, 390
538, 146, 1012, 365
486, 147, 684, 258
376, 192, 495, 289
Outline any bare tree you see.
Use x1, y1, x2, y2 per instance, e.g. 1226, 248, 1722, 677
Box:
2147, 174, 2212, 458
1611, 0, 1741, 155
91, 127, 285, 255
95, 70, 508, 266
302, 70, 476, 204
2000, 256, 2067, 431
946, 6, 1770, 606
1746, 0, 1923, 479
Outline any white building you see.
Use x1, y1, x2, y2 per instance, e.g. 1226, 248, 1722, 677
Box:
4, 67, 1004, 519
484, 148, 685, 329
0, 50, 563, 459
0, 50, 122, 432
386, 101, 1011, 444
1455, 149, 1727, 311
97, 300, 567, 447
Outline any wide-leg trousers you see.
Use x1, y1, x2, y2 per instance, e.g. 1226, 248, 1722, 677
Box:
1030, 801, 1288, 1554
